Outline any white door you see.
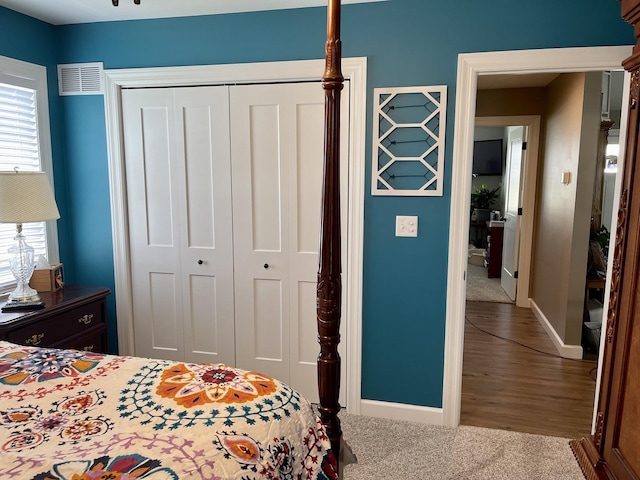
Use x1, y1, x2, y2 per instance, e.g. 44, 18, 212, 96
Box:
229, 82, 349, 403
501, 126, 526, 300
122, 86, 236, 365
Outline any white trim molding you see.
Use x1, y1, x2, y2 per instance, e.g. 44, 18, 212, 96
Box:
443, 46, 633, 428
360, 399, 444, 425
530, 300, 583, 359
103, 57, 367, 414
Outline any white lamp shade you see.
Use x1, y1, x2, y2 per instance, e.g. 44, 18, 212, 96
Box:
0, 171, 60, 223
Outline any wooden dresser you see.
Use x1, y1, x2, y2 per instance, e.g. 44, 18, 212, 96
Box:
0, 285, 111, 353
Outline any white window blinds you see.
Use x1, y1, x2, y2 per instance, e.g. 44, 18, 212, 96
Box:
0, 82, 49, 290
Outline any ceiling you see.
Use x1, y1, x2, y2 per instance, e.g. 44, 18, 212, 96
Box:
477, 73, 560, 90
478, 71, 625, 113
0, 0, 385, 25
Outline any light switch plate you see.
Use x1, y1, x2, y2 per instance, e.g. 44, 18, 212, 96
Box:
396, 215, 418, 237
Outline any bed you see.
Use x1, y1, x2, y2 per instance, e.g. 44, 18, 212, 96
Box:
0, 340, 337, 479
0, 0, 347, 478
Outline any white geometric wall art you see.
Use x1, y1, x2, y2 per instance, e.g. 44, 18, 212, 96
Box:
372, 86, 447, 196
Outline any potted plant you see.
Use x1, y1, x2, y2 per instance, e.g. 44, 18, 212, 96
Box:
471, 184, 500, 222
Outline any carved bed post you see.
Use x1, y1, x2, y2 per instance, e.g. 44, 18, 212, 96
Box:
318, 0, 344, 460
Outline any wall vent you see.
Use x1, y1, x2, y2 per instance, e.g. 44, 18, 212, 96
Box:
57, 62, 104, 96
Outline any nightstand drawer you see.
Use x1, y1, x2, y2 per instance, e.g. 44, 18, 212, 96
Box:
5, 300, 105, 347
56, 301, 106, 333
59, 329, 107, 354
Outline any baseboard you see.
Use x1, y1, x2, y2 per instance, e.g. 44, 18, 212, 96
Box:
359, 399, 444, 425
530, 299, 584, 359
570, 436, 612, 480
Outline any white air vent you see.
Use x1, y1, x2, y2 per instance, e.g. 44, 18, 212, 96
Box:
57, 62, 104, 96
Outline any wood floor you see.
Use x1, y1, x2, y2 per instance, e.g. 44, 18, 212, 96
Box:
461, 301, 597, 439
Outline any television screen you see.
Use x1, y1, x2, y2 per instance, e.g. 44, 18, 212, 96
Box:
472, 139, 503, 176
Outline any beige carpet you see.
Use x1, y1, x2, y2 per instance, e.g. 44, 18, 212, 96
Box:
340, 412, 584, 480
466, 263, 513, 303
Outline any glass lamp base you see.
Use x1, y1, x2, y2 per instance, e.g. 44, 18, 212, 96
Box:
7, 226, 40, 303
8, 284, 41, 303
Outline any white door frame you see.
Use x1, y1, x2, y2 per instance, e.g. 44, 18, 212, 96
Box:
443, 46, 632, 427
475, 115, 541, 308
103, 57, 367, 413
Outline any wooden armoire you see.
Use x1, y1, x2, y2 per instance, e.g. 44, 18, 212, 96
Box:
570, 1, 640, 478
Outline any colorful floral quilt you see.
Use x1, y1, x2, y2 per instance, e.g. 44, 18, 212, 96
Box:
0, 341, 338, 479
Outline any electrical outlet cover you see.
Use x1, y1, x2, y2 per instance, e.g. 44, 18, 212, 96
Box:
396, 215, 418, 237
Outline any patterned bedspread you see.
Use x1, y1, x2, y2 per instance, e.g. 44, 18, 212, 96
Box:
0, 341, 337, 479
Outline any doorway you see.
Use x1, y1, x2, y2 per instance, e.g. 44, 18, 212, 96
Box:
466, 117, 541, 307
443, 46, 633, 431
464, 72, 625, 437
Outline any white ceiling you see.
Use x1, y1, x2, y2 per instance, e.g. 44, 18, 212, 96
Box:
0, 0, 385, 25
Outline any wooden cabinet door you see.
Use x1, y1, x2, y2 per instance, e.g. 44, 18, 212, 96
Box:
571, 3, 640, 479
597, 4, 640, 476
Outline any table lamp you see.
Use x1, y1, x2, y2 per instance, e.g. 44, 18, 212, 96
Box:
0, 171, 60, 306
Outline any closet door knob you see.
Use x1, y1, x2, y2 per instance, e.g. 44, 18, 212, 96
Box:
198, 260, 204, 265
264, 263, 269, 269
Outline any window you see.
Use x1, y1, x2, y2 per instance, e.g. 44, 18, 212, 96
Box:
0, 55, 58, 293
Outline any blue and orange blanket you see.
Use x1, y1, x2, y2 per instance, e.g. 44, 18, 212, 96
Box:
0, 341, 337, 479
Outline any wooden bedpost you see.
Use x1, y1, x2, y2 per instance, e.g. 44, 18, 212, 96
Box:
318, 0, 344, 461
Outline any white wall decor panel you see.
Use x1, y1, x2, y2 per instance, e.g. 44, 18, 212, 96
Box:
372, 86, 447, 196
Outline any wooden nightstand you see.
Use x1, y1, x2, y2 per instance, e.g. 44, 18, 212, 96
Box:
0, 285, 111, 353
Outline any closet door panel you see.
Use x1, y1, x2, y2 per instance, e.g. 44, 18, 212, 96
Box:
188, 275, 223, 355
122, 89, 184, 361
290, 96, 328, 402
148, 272, 181, 353
231, 84, 290, 382
249, 104, 284, 252
123, 87, 235, 365
230, 82, 348, 403
253, 279, 285, 361
175, 87, 235, 365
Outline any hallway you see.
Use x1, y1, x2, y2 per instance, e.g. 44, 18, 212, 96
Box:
461, 301, 597, 439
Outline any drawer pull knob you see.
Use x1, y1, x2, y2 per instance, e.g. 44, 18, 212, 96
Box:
25, 333, 45, 346
83, 345, 94, 352
78, 314, 94, 325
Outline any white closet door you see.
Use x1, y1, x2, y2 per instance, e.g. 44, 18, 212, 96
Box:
122, 87, 236, 365
229, 82, 349, 403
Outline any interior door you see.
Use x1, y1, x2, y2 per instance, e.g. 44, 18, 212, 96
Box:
122, 86, 236, 365
501, 126, 526, 300
229, 82, 349, 403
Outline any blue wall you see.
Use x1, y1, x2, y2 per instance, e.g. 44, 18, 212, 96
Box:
0, 8, 75, 282
0, 0, 633, 408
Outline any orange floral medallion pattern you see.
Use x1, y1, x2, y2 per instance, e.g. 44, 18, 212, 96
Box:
156, 363, 277, 408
